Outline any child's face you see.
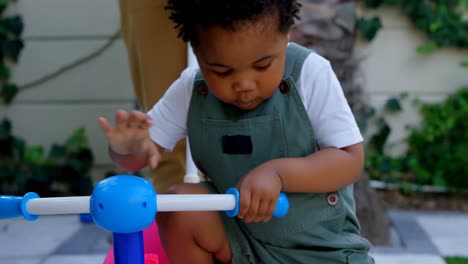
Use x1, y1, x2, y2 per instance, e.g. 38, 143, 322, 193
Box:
193, 15, 289, 110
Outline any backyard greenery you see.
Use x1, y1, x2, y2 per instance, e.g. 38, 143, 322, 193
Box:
359, 0, 468, 54
0, 119, 94, 196
0, 0, 24, 103
0, 0, 95, 196
445, 257, 468, 264
366, 87, 468, 191
360, 0, 468, 193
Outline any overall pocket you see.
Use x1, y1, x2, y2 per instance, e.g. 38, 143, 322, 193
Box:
197, 113, 287, 193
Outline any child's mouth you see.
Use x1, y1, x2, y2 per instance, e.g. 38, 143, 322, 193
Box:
238, 100, 253, 108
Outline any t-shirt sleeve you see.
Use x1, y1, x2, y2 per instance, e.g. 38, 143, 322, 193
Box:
298, 53, 363, 149
146, 67, 197, 151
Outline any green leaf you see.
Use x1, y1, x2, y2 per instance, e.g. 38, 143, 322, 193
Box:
3, 15, 23, 36
1, 83, 18, 103
399, 92, 409, 100
0, 63, 10, 80
26, 146, 44, 165
48, 144, 67, 159
0, 163, 14, 179
461, 61, 468, 68
368, 119, 391, 153
416, 43, 439, 55
66, 127, 89, 151
31, 166, 51, 183
0, 22, 10, 38
0, 118, 11, 140
385, 97, 403, 112
364, 0, 384, 8
429, 22, 442, 33
3, 39, 24, 62
358, 17, 382, 41
433, 173, 447, 187
12, 137, 25, 160
0, 0, 10, 14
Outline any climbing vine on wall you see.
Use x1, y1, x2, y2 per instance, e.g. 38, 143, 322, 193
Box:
0, 1, 102, 196
360, 0, 468, 192
359, 0, 468, 55
0, 0, 24, 103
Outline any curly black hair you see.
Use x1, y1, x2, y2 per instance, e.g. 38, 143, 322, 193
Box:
165, 0, 301, 45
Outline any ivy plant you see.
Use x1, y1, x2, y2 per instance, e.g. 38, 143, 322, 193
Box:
365, 87, 468, 192
359, 0, 468, 54
0, 1, 97, 197
0, 0, 24, 103
0, 118, 94, 196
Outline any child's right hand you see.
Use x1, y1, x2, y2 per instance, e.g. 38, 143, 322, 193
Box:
98, 109, 161, 168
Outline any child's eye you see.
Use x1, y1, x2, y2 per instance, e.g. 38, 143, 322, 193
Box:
213, 70, 232, 77
255, 62, 271, 71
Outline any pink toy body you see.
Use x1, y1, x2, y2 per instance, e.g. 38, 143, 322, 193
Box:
103, 221, 169, 264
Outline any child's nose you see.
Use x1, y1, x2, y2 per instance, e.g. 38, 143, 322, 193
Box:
233, 79, 255, 92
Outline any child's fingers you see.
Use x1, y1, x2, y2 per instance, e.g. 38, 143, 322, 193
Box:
115, 110, 129, 129
245, 195, 260, 223
143, 142, 161, 169
254, 199, 270, 223
128, 111, 152, 128
237, 189, 251, 219
98, 117, 114, 137
263, 198, 277, 223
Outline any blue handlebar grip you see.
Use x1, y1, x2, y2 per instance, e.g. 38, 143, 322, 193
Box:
0, 192, 39, 221
272, 192, 289, 218
0, 196, 22, 219
225, 188, 289, 218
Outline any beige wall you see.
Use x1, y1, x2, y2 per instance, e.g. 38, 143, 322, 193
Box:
356, 6, 467, 155
0, 0, 134, 178
2, 2, 466, 174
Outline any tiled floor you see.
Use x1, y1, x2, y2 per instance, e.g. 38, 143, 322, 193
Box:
1, 210, 467, 264
417, 212, 468, 257
371, 254, 446, 264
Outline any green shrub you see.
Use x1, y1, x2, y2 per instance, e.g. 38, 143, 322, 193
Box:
365, 87, 468, 192
406, 87, 468, 190
0, 118, 94, 196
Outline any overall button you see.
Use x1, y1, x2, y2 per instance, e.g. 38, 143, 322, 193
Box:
326, 193, 339, 206
279, 80, 290, 94
197, 83, 208, 96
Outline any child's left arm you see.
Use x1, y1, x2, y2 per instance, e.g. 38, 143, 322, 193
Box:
236, 142, 363, 223
271, 142, 364, 192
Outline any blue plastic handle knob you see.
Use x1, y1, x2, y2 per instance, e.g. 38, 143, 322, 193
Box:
225, 188, 289, 218
0, 192, 39, 221
0, 195, 22, 219
273, 193, 289, 218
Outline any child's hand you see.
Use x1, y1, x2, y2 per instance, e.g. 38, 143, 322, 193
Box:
236, 163, 283, 223
98, 110, 161, 168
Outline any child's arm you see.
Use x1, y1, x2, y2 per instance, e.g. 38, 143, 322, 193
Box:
236, 143, 363, 223
98, 110, 164, 172
271, 142, 364, 193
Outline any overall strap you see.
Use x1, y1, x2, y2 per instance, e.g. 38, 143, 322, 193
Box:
283, 43, 312, 82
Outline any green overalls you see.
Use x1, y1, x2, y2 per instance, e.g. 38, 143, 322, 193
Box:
187, 43, 374, 263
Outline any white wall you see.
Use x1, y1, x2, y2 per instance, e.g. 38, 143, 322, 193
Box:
0, 0, 134, 178
356, 6, 467, 155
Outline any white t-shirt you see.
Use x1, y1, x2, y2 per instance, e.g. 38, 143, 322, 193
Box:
148, 52, 363, 151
